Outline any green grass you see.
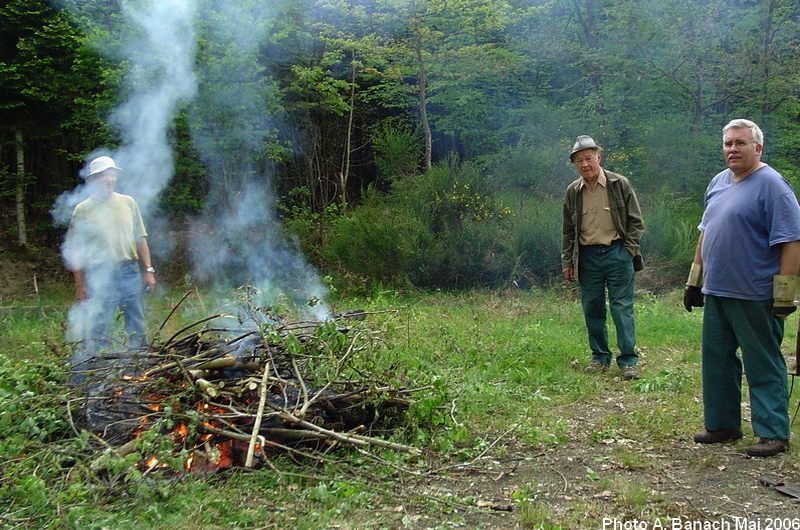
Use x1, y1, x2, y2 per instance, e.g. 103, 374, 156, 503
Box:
0, 284, 797, 528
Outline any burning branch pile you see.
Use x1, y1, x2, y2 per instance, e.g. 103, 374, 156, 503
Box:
69, 302, 419, 474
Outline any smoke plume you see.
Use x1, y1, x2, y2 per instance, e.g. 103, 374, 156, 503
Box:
53, 0, 329, 353
52, 0, 197, 225
185, 1, 329, 319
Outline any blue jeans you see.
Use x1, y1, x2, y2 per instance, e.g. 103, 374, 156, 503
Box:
76, 261, 147, 354
578, 241, 637, 367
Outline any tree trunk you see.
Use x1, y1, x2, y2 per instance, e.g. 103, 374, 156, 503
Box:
760, 0, 775, 121
411, 0, 432, 171
572, 0, 603, 111
15, 129, 28, 247
692, 56, 703, 131
340, 52, 357, 208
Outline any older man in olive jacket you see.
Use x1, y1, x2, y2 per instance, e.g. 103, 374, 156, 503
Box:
562, 135, 645, 380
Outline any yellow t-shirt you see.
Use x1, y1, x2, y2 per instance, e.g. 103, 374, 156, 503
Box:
65, 192, 147, 269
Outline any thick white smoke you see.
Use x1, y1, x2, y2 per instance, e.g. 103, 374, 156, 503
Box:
109, 1, 198, 207
53, 0, 329, 353
185, 1, 329, 320
52, 0, 197, 225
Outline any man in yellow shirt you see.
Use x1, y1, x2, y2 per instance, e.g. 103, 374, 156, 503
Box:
64, 156, 156, 355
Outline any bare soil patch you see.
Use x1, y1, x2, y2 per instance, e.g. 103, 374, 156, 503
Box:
0, 239, 69, 300
392, 394, 800, 529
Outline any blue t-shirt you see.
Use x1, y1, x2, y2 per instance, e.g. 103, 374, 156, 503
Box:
699, 165, 800, 300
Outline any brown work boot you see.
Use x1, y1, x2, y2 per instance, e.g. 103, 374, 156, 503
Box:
693, 428, 743, 444
585, 360, 608, 373
745, 438, 788, 458
621, 366, 640, 381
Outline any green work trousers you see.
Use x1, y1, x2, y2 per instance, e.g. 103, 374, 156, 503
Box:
578, 241, 637, 367
701, 295, 789, 440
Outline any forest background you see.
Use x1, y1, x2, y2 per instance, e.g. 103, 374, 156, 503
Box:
2, 0, 800, 292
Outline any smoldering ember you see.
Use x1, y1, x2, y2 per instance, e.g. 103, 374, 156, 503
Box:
67, 293, 421, 475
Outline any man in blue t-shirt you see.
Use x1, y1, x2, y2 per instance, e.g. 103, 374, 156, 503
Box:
683, 119, 800, 457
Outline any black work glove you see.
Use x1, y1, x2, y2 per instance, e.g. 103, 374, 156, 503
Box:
683, 285, 704, 312
683, 262, 704, 312
772, 304, 797, 318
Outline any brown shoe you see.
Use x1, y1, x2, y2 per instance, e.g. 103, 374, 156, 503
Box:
693, 428, 743, 444
621, 366, 640, 381
585, 360, 608, 373
746, 438, 788, 457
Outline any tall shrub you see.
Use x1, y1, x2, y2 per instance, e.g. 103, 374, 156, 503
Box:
639, 193, 703, 270
395, 158, 515, 287
324, 158, 516, 288
371, 122, 420, 182
507, 197, 563, 285
323, 190, 429, 282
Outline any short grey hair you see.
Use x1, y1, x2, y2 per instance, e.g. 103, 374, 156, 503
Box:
723, 119, 764, 147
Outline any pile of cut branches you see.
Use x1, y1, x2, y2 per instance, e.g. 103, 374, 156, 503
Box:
68, 295, 420, 473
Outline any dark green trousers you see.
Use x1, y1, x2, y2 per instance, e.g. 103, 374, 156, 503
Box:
578, 241, 637, 367
701, 295, 789, 440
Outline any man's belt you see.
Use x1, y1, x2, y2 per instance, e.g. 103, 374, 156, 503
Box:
580, 239, 622, 248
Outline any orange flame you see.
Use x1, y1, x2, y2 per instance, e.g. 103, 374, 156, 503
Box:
212, 440, 233, 468
170, 422, 189, 442
132, 415, 150, 438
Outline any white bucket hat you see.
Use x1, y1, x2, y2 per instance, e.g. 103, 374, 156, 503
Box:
85, 156, 122, 178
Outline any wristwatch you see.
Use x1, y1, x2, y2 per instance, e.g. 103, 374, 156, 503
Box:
145, 266, 156, 274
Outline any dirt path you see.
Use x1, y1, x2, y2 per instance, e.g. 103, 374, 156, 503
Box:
395, 398, 800, 529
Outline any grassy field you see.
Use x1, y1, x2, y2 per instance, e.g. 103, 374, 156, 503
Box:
1, 284, 798, 529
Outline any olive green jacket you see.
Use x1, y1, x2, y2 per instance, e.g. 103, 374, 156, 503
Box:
561, 169, 645, 279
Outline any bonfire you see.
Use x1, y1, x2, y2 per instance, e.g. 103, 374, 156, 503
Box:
68, 291, 420, 474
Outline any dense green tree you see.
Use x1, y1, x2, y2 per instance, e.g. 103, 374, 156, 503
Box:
0, 1, 114, 244
1, 2, 125, 250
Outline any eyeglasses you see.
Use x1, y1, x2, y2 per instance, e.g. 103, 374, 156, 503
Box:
723, 140, 756, 148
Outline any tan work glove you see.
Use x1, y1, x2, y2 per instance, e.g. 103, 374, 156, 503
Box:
772, 275, 797, 318
683, 263, 704, 312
